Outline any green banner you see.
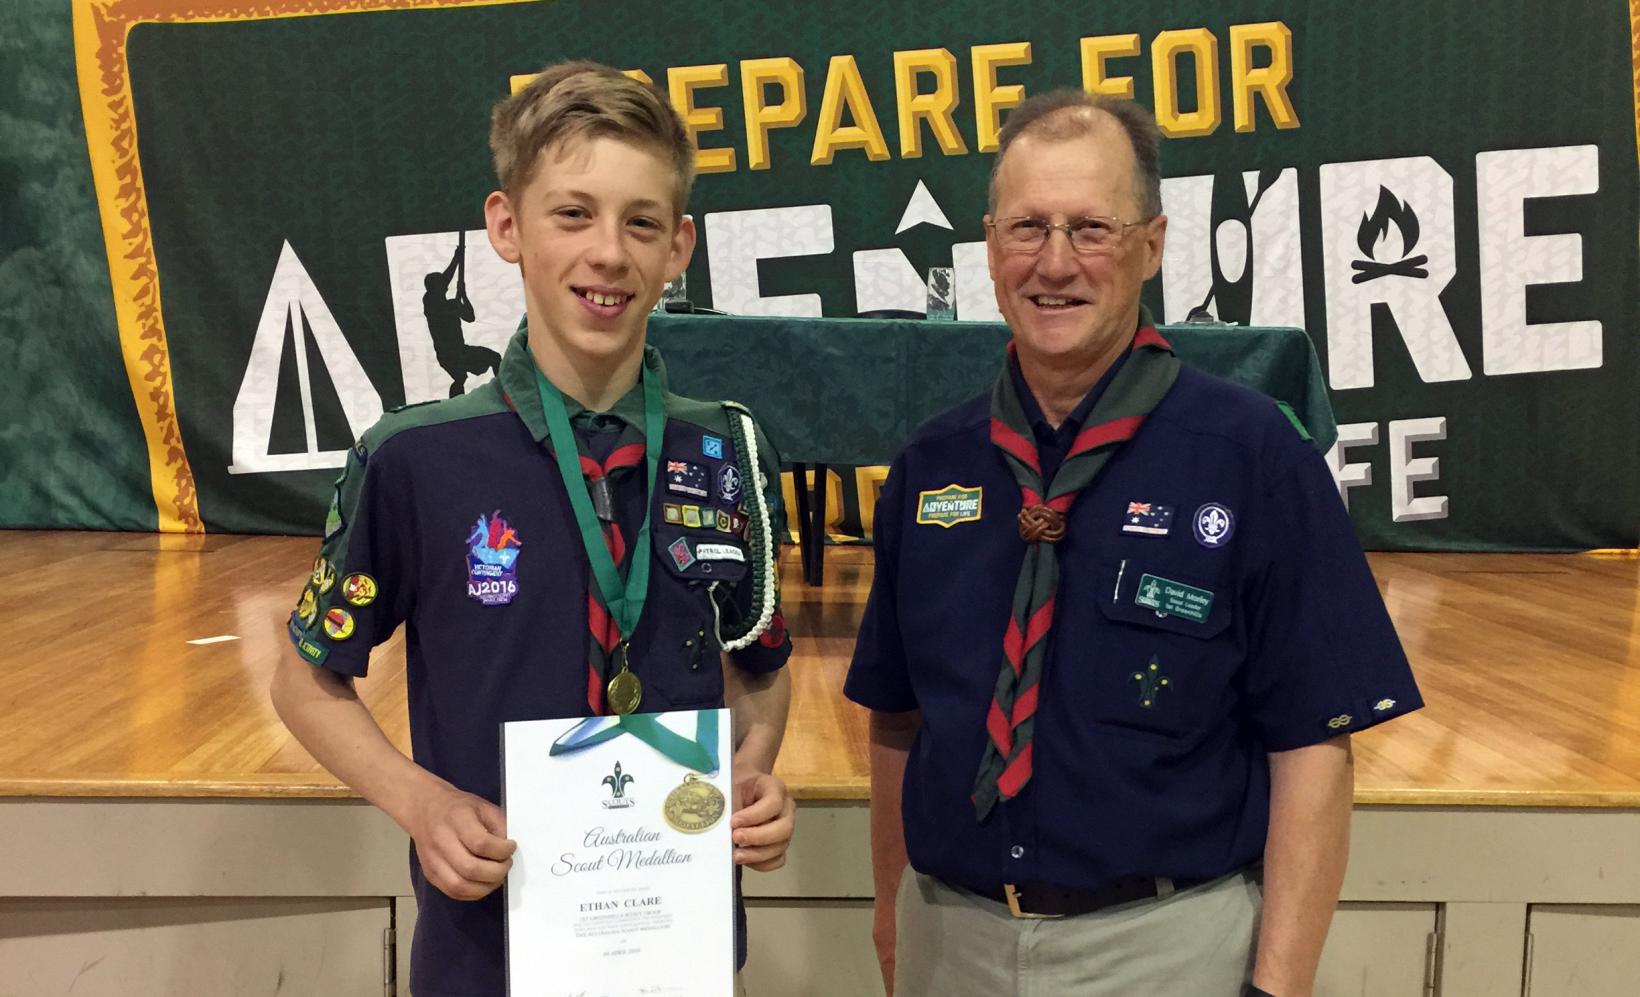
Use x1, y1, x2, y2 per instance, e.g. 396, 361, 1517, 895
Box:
22, 0, 1640, 549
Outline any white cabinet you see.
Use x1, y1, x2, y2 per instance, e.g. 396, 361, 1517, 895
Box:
744, 901, 882, 997
0, 897, 391, 997
1525, 904, 1640, 997
1315, 902, 1438, 996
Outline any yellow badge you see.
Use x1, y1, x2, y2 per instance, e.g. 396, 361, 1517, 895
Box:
682, 505, 702, 528
915, 484, 983, 528
322, 607, 355, 641
341, 573, 377, 607
296, 587, 318, 626
311, 556, 336, 593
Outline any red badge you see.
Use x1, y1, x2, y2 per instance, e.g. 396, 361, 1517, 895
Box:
759, 611, 787, 648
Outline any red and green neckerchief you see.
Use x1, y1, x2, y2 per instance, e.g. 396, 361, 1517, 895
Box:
971, 323, 1180, 820
536, 357, 664, 716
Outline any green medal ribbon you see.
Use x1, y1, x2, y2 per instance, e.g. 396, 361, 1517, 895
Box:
548, 710, 721, 774
535, 356, 665, 648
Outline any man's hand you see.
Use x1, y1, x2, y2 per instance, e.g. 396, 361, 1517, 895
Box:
730, 772, 795, 871
403, 783, 518, 900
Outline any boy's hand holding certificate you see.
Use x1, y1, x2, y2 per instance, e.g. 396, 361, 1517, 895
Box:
503, 709, 735, 996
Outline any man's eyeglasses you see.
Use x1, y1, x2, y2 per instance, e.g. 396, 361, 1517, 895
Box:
985, 215, 1153, 255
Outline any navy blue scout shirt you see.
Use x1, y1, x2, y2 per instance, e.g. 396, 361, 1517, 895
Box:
287, 330, 790, 997
844, 340, 1421, 898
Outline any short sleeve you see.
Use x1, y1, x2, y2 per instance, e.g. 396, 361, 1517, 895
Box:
285, 439, 415, 678
724, 415, 791, 674
843, 456, 919, 712
1239, 445, 1423, 750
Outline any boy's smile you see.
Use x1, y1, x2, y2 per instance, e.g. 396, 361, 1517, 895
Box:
485, 134, 696, 407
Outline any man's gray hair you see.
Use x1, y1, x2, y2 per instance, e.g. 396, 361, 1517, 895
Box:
987, 89, 1163, 219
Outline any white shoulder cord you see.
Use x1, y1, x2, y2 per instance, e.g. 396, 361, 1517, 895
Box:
712, 405, 777, 652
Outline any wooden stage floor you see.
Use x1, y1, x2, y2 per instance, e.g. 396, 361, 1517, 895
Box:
1, 531, 1637, 806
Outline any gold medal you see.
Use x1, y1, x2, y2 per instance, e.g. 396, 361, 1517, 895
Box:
607, 670, 643, 715
663, 774, 726, 834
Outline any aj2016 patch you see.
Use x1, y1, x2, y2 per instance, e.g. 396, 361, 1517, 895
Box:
466, 510, 522, 606
916, 484, 983, 527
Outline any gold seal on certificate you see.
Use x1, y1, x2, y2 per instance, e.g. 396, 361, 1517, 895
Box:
607, 670, 642, 714
663, 773, 726, 833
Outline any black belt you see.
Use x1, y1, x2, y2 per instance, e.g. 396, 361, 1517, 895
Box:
970, 874, 1212, 919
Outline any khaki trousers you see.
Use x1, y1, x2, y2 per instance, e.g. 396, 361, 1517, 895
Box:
893, 867, 1261, 997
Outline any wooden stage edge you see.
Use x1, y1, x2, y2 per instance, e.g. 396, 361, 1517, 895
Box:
1, 531, 1638, 808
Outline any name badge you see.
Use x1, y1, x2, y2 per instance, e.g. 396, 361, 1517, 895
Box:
1133, 573, 1214, 623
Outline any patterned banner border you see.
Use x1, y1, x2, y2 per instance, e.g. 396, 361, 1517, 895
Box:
68, 0, 532, 532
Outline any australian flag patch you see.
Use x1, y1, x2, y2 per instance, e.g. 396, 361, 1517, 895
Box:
1121, 501, 1174, 536
666, 459, 710, 499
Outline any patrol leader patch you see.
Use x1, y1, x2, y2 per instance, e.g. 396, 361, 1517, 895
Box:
916, 484, 983, 527
666, 460, 710, 499
1122, 501, 1174, 536
695, 542, 745, 563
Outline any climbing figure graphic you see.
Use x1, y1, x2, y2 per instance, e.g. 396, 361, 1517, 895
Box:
423, 230, 501, 396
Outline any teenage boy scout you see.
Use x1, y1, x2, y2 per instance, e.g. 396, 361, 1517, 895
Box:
844, 90, 1422, 997
273, 61, 796, 997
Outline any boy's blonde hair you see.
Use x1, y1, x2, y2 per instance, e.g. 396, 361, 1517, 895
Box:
490, 60, 695, 216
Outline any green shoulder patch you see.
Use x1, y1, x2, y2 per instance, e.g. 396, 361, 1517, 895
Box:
1274, 400, 1312, 441
288, 618, 330, 665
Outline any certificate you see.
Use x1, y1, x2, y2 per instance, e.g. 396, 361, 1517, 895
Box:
502, 709, 735, 997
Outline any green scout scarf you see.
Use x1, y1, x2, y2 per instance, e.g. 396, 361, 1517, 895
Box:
537, 354, 665, 715
971, 323, 1181, 820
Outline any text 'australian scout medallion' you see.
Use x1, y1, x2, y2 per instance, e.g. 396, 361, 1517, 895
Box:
916, 484, 983, 527
466, 511, 521, 606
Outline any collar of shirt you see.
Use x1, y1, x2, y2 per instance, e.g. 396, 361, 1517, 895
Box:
562, 374, 646, 434
1009, 342, 1131, 480
496, 323, 671, 443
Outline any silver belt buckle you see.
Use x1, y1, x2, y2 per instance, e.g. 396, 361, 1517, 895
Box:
1002, 883, 1062, 920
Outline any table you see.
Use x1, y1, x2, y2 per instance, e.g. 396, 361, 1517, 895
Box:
648, 314, 1335, 583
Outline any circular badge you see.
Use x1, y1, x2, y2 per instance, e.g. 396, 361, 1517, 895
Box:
341, 572, 378, 607
1192, 503, 1235, 548
322, 607, 355, 640
296, 587, 319, 626
717, 463, 742, 504
663, 774, 726, 834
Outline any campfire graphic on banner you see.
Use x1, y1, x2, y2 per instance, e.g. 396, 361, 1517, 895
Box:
1351, 187, 1430, 283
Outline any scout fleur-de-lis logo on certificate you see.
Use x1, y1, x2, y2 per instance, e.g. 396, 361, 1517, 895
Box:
601, 760, 636, 809
1131, 655, 1170, 708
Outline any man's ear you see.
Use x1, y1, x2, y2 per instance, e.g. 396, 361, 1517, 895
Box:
665, 214, 698, 282
1141, 214, 1167, 281
485, 190, 522, 265
983, 214, 1000, 282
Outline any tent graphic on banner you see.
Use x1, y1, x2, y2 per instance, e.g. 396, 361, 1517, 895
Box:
229, 241, 383, 475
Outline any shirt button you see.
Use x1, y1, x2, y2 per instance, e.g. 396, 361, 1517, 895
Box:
1010, 845, 1024, 859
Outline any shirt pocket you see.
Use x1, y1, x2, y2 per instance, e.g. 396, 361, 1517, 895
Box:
651, 516, 751, 585
638, 530, 737, 709
1075, 557, 1238, 742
